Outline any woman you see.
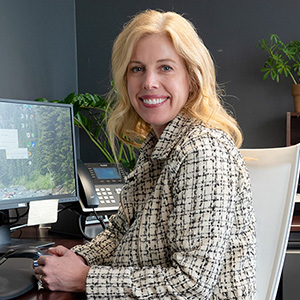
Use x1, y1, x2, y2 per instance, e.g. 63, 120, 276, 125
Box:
35, 10, 256, 299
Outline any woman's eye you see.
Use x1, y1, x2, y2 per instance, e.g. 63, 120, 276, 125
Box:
161, 65, 172, 72
131, 66, 144, 72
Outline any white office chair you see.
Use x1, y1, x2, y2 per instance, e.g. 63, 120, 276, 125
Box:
240, 144, 300, 300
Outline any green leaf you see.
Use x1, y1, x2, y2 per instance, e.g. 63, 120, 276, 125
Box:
72, 100, 81, 115
263, 72, 270, 80
93, 124, 102, 138
64, 93, 76, 104
77, 112, 88, 127
86, 119, 93, 131
35, 97, 48, 102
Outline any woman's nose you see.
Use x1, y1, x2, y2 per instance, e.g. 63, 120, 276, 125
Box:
143, 71, 159, 90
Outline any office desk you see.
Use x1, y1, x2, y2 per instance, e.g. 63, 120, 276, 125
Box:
9, 216, 300, 300
10, 226, 88, 300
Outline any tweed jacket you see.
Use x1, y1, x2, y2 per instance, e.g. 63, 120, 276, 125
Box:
72, 113, 256, 299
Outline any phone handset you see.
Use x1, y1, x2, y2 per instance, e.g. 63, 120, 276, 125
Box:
77, 159, 99, 208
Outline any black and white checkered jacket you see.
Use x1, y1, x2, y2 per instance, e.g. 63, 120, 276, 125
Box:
72, 113, 256, 299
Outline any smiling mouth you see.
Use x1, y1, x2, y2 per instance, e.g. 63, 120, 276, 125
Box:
139, 97, 169, 105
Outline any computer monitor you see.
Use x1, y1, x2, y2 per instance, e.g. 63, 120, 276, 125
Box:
0, 98, 79, 248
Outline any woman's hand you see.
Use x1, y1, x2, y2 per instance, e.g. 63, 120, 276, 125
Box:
34, 245, 90, 292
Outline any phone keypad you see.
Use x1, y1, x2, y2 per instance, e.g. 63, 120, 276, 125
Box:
96, 187, 118, 205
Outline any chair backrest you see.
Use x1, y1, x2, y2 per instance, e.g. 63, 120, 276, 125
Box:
240, 144, 300, 300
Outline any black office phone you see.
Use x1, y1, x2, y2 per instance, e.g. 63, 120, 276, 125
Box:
77, 160, 126, 213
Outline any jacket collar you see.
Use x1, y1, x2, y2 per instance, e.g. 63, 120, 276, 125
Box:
139, 113, 200, 162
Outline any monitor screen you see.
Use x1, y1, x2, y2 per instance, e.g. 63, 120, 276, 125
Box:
93, 167, 121, 180
0, 98, 79, 210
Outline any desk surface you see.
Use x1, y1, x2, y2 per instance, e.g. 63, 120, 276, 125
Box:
10, 226, 88, 300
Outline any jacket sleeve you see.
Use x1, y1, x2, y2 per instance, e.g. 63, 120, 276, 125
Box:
79, 137, 250, 299
72, 207, 129, 266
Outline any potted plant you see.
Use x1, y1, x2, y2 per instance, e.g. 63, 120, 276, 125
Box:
258, 34, 300, 111
36, 93, 137, 172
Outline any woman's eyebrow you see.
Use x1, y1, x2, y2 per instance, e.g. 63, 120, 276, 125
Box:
157, 58, 176, 64
128, 60, 142, 65
128, 58, 177, 65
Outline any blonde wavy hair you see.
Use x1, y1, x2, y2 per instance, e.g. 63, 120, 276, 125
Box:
107, 9, 243, 150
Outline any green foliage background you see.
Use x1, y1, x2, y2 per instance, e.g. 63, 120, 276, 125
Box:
258, 34, 300, 84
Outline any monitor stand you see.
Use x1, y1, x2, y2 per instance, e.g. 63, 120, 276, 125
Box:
0, 223, 54, 254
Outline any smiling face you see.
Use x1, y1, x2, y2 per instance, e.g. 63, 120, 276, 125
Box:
127, 34, 191, 138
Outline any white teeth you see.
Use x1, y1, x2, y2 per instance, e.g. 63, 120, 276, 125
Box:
142, 98, 167, 105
